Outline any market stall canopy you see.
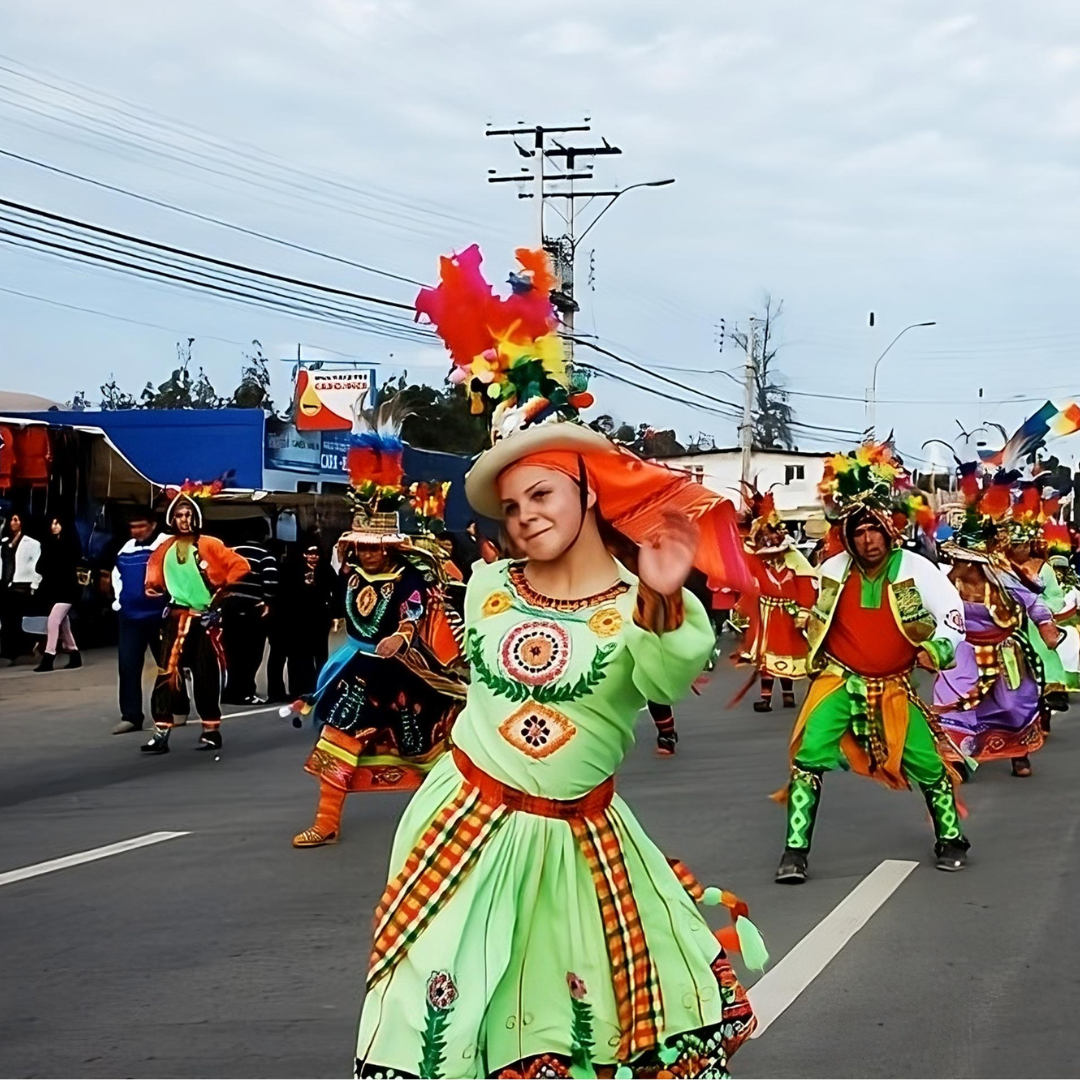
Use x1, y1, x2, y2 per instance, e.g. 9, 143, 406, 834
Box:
0, 415, 161, 502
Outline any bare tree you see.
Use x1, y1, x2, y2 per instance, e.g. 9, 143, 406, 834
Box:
729, 295, 796, 450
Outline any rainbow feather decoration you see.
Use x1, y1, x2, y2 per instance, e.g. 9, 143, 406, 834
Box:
415, 244, 591, 417
346, 393, 408, 510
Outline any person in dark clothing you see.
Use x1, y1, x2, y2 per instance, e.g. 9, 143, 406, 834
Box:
221, 521, 279, 705
271, 541, 335, 699
111, 509, 175, 733
0, 512, 42, 664
34, 517, 83, 672
446, 529, 481, 582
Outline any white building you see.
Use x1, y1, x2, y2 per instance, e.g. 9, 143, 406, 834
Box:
655, 447, 829, 523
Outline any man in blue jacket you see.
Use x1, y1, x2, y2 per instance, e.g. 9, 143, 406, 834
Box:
111, 509, 172, 734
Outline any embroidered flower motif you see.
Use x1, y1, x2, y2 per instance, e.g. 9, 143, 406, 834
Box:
498, 702, 576, 758
426, 970, 458, 1011
587, 607, 623, 638
522, 715, 551, 748
499, 621, 571, 685
356, 585, 378, 618
483, 590, 514, 618
566, 972, 588, 1000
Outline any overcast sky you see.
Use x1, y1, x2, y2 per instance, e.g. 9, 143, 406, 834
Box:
3, 0, 1080, 469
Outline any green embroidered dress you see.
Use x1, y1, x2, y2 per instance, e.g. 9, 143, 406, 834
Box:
355, 559, 755, 1079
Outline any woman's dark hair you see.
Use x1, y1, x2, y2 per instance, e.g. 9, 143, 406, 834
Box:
596, 514, 640, 575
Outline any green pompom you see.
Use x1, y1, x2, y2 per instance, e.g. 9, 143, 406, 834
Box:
702, 886, 722, 907
614, 1068, 634, 1079
736, 914, 770, 973
658, 1045, 680, 1065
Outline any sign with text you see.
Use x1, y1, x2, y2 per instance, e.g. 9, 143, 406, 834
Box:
319, 431, 351, 477
294, 368, 377, 431
264, 418, 321, 474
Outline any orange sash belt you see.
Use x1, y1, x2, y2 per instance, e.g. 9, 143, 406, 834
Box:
451, 746, 614, 819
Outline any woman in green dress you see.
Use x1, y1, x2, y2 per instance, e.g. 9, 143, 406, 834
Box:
354, 417, 762, 1079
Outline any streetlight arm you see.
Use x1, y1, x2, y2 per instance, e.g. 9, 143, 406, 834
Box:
573, 178, 675, 249
871, 321, 936, 392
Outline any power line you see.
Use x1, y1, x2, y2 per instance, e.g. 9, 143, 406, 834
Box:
0, 147, 429, 289
0, 87, 447, 244
0, 222, 433, 347
0, 212, 433, 341
0, 284, 253, 347
0, 197, 419, 313
0, 52, 490, 233
0, 228, 434, 343
571, 335, 863, 438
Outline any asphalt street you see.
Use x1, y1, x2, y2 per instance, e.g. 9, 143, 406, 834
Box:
1, 642, 1078, 1079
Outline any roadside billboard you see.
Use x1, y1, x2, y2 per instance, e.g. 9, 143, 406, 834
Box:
294, 368, 377, 431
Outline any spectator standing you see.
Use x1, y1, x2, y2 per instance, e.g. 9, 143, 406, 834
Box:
1, 509, 41, 660
110, 510, 171, 734
0, 512, 41, 663
34, 517, 82, 672
273, 540, 335, 698
221, 521, 279, 705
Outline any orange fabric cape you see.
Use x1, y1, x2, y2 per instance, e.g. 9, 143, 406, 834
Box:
504, 448, 754, 596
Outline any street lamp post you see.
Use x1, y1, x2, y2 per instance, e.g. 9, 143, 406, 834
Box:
865, 321, 936, 440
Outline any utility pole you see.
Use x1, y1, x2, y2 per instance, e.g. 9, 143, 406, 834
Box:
486, 122, 672, 362
740, 318, 757, 499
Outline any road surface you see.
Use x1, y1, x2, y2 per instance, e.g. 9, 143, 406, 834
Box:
0, 644, 1076, 1078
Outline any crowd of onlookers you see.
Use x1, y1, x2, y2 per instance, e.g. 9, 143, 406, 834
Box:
0, 509, 342, 732
0, 512, 85, 672
0, 508, 503, 734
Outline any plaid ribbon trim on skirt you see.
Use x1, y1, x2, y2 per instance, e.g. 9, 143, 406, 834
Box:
364, 752, 665, 1062
570, 809, 664, 1061
367, 784, 509, 989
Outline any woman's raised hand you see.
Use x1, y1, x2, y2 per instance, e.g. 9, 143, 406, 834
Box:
637, 512, 699, 597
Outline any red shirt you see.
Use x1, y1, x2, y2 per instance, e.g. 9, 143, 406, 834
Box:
824, 573, 918, 676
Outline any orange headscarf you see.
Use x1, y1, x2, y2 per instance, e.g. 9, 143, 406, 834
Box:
503, 448, 754, 596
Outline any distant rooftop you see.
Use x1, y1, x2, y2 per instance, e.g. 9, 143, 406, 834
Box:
0, 390, 62, 411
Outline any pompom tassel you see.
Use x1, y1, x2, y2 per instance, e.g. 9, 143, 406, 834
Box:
714, 915, 769, 972
735, 914, 769, 972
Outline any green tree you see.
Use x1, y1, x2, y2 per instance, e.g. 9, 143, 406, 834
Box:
378, 375, 489, 456
139, 339, 223, 409
99, 376, 137, 410
230, 340, 274, 410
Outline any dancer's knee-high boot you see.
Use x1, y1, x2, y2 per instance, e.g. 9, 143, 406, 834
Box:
293, 782, 346, 847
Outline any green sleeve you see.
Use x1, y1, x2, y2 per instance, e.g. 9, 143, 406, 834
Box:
920, 636, 956, 671
622, 587, 715, 705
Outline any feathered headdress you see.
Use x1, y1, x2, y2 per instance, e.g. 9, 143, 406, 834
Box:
162, 477, 227, 529
1043, 520, 1073, 556
415, 244, 592, 429
408, 481, 451, 535
741, 483, 787, 549
942, 464, 1011, 560
818, 443, 909, 520
345, 392, 408, 517
339, 391, 452, 545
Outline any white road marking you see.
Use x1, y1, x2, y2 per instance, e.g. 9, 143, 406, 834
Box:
221, 704, 282, 720
0, 831, 190, 888
748, 858, 918, 1037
